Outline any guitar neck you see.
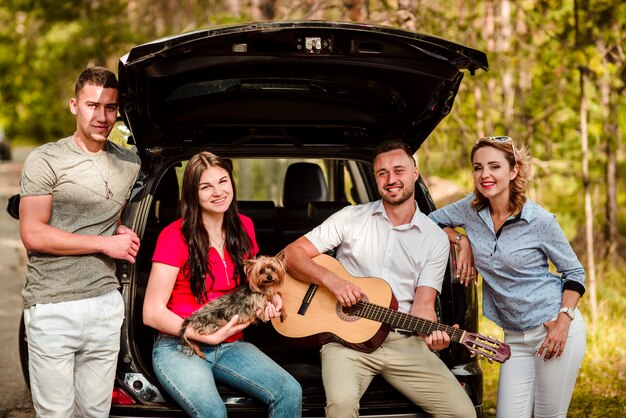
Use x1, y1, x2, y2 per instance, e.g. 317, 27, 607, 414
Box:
355, 301, 465, 342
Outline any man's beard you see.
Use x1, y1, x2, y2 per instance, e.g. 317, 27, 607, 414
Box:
381, 184, 414, 206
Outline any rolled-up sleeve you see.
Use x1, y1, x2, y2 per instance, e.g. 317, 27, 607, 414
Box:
541, 214, 585, 290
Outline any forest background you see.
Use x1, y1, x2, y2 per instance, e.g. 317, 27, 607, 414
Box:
0, 0, 624, 416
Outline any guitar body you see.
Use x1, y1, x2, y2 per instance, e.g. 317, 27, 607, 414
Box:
272, 254, 397, 353
272, 254, 512, 363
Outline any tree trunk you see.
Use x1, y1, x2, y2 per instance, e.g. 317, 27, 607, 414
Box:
344, 0, 367, 22
579, 69, 598, 326
601, 68, 618, 264
224, 0, 240, 17
499, 0, 515, 132
597, 37, 621, 265
575, 0, 598, 327
484, 0, 495, 135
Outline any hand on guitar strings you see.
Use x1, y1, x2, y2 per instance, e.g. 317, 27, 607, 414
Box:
328, 276, 364, 307
423, 324, 459, 351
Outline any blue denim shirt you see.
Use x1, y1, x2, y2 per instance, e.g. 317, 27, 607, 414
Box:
428, 194, 585, 331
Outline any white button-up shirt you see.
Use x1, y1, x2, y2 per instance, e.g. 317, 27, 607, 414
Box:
305, 200, 449, 313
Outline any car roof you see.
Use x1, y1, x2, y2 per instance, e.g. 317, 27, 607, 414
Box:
118, 21, 488, 161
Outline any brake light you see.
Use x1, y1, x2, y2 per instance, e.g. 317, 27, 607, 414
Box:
112, 387, 137, 405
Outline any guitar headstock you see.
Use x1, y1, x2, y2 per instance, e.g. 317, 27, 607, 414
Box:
460, 332, 511, 364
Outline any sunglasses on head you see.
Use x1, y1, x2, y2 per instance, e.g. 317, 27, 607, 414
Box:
476, 136, 517, 165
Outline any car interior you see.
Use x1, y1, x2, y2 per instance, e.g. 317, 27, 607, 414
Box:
130, 156, 427, 412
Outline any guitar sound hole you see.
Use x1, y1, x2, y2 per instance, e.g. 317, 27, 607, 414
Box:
336, 295, 369, 322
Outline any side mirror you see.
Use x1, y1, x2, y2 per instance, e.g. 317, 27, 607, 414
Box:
7, 193, 19, 219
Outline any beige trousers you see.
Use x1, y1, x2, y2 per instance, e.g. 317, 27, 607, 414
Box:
320, 332, 476, 418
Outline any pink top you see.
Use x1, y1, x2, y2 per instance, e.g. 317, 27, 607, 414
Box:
152, 215, 258, 341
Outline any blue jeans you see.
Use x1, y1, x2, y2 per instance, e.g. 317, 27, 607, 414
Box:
152, 334, 302, 418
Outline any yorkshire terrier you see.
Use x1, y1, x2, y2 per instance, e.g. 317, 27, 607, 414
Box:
179, 255, 286, 358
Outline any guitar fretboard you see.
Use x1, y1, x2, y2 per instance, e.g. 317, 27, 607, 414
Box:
348, 301, 465, 342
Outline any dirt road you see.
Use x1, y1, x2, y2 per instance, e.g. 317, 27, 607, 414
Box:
0, 147, 36, 417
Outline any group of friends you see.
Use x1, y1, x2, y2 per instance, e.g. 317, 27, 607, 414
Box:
18, 66, 586, 418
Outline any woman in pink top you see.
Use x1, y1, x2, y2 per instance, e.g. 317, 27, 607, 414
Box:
143, 151, 302, 418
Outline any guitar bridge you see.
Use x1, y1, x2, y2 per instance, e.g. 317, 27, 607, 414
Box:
297, 284, 318, 315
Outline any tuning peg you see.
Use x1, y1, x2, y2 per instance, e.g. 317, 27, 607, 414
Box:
488, 358, 493, 364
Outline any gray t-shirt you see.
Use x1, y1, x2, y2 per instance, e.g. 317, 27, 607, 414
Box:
20, 136, 141, 308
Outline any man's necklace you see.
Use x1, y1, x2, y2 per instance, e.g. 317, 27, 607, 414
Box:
73, 135, 113, 199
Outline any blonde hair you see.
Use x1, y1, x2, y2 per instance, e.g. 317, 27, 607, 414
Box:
470, 139, 530, 214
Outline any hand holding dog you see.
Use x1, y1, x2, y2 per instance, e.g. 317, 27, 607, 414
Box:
184, 314, 252, 346
179, 255, 286, 357
259, 293, 284, 321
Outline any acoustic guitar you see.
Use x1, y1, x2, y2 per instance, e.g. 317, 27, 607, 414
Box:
271, 254, 511, 363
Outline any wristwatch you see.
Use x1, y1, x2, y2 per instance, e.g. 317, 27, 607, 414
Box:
558, 307, 575, 320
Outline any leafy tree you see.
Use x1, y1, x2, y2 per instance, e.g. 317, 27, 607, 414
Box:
0, 0, 132, 142
1, 0, 624, 263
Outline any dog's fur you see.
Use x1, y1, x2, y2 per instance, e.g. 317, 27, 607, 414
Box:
179, 255, 286, 358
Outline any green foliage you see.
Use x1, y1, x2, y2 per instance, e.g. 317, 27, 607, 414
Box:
0, 0, 134, 143
233, 159, 291, 202
0, 1, 623, 416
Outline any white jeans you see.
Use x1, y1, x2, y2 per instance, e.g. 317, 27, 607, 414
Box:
24, 291, 124, 418
496, 309, 586, 418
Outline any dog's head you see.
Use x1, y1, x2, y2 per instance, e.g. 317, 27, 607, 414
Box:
244, 255, 286, 294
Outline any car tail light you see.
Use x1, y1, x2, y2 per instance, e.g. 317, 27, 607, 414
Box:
112, 387, 137, 405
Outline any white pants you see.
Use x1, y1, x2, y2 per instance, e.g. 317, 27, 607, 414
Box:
24, 291, 124, 418
496, 309, 586, 418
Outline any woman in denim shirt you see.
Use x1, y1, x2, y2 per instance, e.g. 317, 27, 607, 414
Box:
428, 137, 586, 418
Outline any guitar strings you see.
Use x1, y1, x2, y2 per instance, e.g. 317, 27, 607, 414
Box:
350, 301, 507, 362
350, 301, 464, 341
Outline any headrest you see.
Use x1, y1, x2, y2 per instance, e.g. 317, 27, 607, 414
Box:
307, 201, 350, 225
282, 163, 328, 208
237, 200, 276, 226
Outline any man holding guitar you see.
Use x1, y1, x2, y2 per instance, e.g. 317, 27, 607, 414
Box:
283, 140, 476, 418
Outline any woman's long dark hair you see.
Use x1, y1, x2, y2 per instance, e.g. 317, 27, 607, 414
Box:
180, 152, 253, 303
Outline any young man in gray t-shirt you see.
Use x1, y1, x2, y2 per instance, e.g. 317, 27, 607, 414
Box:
19, 66, 141, 417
